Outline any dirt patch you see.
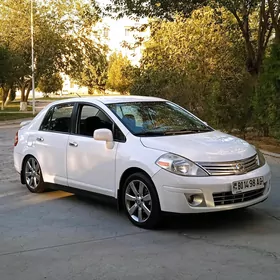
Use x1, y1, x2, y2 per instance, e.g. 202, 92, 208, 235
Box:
233, 134, 280, 154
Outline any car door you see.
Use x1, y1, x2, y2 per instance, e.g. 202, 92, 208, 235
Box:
34, 102, 74, 185
67, 103, 125, 197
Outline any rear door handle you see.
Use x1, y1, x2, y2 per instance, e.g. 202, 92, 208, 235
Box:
36, 137, 44, 142
69, 141, 78, 147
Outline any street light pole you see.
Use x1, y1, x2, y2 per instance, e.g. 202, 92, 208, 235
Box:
31, 0, 35, 115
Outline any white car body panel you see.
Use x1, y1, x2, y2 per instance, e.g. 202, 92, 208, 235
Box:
67, 134, 118, 196
141, 131, 256, 162
152, 163, 271, 213
14, 96, 272, 215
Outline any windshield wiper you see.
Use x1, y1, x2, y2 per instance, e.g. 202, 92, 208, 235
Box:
164, 128, 212, 135
134, 128, 212, 137
134, 131, 166, 137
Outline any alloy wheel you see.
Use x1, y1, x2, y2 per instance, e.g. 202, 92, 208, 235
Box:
25, 157, 41, 190
125, 180, 152, 223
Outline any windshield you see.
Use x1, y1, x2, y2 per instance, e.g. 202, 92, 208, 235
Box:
107, 101, 213, 136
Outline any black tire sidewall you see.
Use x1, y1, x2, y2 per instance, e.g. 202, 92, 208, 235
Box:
23, 156, 45, 193
122, 172, 161, 229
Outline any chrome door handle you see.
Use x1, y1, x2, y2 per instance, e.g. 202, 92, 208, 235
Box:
69, 142, 78, 147
36, 137, 44, 142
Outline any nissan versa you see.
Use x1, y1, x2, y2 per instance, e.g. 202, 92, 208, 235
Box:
14, 96, 271, 228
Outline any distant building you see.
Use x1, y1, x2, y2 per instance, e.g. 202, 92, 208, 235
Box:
61, 16, 150, 95
96, 17, 150, 66
60, 74, 88, 96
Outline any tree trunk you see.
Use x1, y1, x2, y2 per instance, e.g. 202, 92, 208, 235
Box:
263, 126, 269, 137
20, 102, 28, 111
268, 0, 280, 43
1, 87, 9, 110
24, 81, 32, 102
4, 88, 12, 106
19, 80, 31, 111
20, 81, 26, 102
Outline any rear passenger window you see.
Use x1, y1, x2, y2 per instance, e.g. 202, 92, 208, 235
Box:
40, 103, 74, 133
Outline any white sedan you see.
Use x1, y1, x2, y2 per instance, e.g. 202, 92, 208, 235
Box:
14, 96, 271, 228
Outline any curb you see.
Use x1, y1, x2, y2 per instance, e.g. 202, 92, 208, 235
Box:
0, 118, 33, 127
261, 150, 280, 159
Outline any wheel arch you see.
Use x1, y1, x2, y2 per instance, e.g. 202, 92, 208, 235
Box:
117, 167, 158, 211
20, 154, 37, 184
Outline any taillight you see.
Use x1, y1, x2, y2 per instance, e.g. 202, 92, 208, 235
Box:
14, 131, 18, 146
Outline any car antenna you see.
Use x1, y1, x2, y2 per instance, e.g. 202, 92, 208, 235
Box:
75, 92, 81, 98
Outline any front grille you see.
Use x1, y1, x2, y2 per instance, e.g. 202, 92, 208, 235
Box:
198, 154, 259, 176
213, 188, 265, 206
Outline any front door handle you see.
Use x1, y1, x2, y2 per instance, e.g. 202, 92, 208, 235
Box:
69, 141, 78, 147
36, 137, 44, 142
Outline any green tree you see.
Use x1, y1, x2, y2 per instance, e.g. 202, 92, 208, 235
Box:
131, 8, 251, 132
268, 0, 280, 43
106, 52, 137, 94
106, 0, 206, 19
0, 0, 103, 110
37, 74, 63, 96
254, 44, 280, 137
107, 0, 272, 76
0, 44, 17, 109
73, 43, 108, 94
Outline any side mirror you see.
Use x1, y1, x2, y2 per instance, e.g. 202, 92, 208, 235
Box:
93, 129, 114, 149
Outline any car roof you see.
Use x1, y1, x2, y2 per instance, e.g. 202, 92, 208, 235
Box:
49, 95, 166, 106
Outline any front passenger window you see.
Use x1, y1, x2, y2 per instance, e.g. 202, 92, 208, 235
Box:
76, 105, 125, 142
77, 105, 113, 137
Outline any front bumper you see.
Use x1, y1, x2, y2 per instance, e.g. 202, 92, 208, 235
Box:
152, 163, 271, 213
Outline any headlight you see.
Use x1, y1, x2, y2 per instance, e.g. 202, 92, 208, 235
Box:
256, 148, 266, 167
156, 153, 208, 176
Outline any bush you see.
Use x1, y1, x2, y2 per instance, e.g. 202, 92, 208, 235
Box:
131, 7, 251, 131
254, 43, 280, 136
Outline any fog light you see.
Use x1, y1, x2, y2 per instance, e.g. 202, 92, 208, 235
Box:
187, 194, 204, 207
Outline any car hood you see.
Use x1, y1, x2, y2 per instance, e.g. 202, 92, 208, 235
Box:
140, 130, 256, 162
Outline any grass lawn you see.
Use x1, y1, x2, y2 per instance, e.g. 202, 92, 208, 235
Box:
0, 101, 34, 122
36, 96, 72, 101
2, 101, 32, 111
0, 112, 34, 122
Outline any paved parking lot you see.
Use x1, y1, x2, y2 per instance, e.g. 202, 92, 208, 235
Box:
1, 125, 280, 280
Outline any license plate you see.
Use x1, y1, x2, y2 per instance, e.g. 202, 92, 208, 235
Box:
232, 176, 264, 194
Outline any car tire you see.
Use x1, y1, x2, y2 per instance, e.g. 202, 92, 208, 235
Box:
23, 156, 46, 193
122, 172, 162, 229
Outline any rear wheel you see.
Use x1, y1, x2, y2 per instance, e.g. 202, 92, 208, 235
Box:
123, 172, 161, 229
23, 156, 46, 193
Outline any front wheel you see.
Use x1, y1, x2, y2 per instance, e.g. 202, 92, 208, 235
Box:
123, 172, 161, 229
23, 156, 46, 193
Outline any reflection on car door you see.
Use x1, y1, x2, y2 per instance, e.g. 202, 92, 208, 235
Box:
34, 103, 74, 185
67, 103, 118, 197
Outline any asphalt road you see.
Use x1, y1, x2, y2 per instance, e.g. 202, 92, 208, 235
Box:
0, 126, 280, 280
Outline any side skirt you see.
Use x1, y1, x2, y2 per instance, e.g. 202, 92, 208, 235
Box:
45, 183, 119, 209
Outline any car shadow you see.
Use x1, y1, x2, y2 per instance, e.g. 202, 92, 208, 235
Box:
160, 208, 265, 232
66, 193, 268, 233
14, 188, 271, 235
